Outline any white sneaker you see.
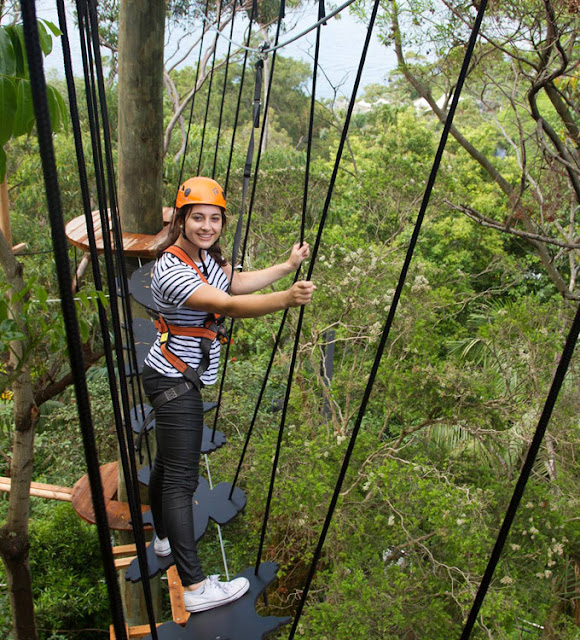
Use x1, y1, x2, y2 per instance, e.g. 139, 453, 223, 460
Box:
183, 575, 250, 613
153, 536, 171, 557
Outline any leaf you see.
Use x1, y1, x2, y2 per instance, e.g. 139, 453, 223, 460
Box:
0, 76, 17, 146
36, 21, 53, 57
6, 25, 27, 78
12, 79, 35, 137
46, 84, 68, 133
46, 85, 61, 131
41, 20, 62, 39
0, 27, 16, 76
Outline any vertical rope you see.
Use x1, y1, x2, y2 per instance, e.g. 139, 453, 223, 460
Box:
19, 3, 127, 638
211, 0, 238, 178
224, 0, 257, 193
82, 3, 159, 633
228, 0, 324, 496
255, 0, 377, 577
174, 0, 211, 199
197, 0, 225, 174
288, 2, 489, 636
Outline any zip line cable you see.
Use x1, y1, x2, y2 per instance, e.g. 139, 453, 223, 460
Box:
198, 0, 357, 56
19, 3, 128, 639
288, 1, 489, 636
254, 0, 381, 583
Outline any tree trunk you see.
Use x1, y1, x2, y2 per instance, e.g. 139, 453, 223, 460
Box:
0, 177, 11, 247
117, 0, 165, 235
117, 0, 166, 626
0, 226, 39, 640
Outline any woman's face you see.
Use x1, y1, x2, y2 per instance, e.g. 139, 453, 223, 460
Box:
182, 204, 223, 250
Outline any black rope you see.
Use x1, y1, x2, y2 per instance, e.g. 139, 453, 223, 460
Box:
255, 0, 376, 579
228, 0, 324, 498
288, 1, 489, 636
211, 0, 238, 178
19, 3, 127, 638
81, 4, 160, 633
224, 0, 257, 193
196, 0, 224, 174
174, 0, 211, 201
210, 50, 264, 443
210, 0, 285, 445
460, 309, 580, 639
73, 2, 158, 635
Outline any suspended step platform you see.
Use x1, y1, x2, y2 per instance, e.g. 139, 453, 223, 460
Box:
140, 563, 290, 640
65, 208, 173, 259
126, 477, 246, 582
72, 461, 151, 531
129, 260, 157, 312
124, 318, 158, 376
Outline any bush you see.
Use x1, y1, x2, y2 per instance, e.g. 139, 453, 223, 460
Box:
29, 503, 109, 640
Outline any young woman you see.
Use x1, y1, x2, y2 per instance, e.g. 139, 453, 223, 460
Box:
141, 176, 314, 613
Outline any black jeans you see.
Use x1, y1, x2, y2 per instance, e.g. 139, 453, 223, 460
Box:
141, 365, 206, 586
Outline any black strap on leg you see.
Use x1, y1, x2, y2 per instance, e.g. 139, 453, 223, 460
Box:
135, 372, 203, 460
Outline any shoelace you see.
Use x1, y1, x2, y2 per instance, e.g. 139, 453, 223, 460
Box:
206, 575, 227, 592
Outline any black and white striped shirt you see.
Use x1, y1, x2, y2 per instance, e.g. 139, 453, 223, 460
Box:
144, 250, 230, 384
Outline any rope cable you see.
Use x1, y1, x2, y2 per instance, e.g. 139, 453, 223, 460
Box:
198, 0, 356, 56
255, 0, 376, 577
459, 300, 580, 638
19, 3, 127, 638
208, 0, 258, 440
174, 0, 211, 202
229, 0, 324, 497
288, 2, 489, 636
241, 0, 287, 268
196, 0, 224, 174
85, 0, 158, 589
211, 0, 238, 178
210, 0, 284, 444
224, 0, 257, 193
74, 3, 158, 633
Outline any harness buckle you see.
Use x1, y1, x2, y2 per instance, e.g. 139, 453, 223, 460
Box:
160, 331, 169, 344
165, 387, 178, 401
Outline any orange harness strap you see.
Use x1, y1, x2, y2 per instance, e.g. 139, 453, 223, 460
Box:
155, 245, 225, 382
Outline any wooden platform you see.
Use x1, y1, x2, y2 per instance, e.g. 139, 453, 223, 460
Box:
72, 461, 151, 531
65, 208, 174, 259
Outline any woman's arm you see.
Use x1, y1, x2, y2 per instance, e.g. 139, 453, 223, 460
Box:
184, 280, 315, 318
223, 242, 310, 295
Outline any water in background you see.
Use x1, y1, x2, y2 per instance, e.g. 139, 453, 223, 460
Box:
36, 1, 395, 101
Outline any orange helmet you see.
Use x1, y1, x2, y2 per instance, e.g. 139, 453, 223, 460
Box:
175, 177, 226, 210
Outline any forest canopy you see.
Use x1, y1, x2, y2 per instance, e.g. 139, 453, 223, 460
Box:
0, 0, 579, 639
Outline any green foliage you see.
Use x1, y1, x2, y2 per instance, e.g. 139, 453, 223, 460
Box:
3, 15, 580, 636
0, 20, 68, 181
28, 503, 110, 640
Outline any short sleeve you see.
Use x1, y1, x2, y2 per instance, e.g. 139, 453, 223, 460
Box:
153, 254, 206, 310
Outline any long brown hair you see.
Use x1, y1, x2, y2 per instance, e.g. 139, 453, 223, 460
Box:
156, 205, 227, 266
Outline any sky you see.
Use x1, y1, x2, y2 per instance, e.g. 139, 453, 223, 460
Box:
31, 0, 396, 101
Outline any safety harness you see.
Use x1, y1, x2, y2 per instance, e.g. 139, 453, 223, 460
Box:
138, 245, 229, 442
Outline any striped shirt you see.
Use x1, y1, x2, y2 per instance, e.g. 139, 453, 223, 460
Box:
144, 250, 230, 384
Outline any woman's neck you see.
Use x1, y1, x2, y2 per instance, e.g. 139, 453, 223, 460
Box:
175, 235, 204, 263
